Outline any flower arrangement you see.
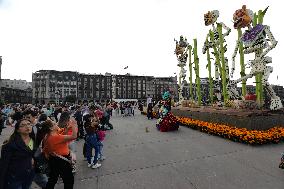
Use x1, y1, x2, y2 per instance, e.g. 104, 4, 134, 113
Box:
177, 116, 284, 145
156, 112, 179, 132
142, 110, 284, 144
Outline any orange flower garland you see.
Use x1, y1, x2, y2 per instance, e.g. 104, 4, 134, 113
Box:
142, 111, 284, 145
177, 116, 284, 145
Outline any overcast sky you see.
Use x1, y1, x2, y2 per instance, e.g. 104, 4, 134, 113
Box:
0, 0, 282, 86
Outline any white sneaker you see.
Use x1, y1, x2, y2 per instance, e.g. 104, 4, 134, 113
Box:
91, 163, 101, 169
87, 163, 93, 168
99, 156, 106, 161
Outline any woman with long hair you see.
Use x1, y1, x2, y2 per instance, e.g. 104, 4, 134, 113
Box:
42, 119, 77, 189
58, 111, 70, 129
58, 112, 77, 171
0, 119, 35, 189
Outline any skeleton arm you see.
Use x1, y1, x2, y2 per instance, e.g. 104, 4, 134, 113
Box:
231, 40, 240, 78
243, 46, 263, 54
202, 34, 210, 54
260, 26, 278, 58
219, 22, 231, 38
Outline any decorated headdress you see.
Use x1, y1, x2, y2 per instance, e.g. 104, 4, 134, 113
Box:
233, 5, 254, 29
162, 91, 171, 100
204, 10, 219, 26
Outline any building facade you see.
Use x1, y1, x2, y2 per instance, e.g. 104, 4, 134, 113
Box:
0, 57, 33, 104
1, 87, 32, 104
77, 73, 112, 102
1, 79, 32, 90
32, 70, 179, 104
32, 70, 78, 104
112, 74, 147, 100
31, 70, 284, 105
150, 76, 178, 101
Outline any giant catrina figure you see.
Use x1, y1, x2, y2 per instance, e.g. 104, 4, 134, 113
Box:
156, 91, 179, 132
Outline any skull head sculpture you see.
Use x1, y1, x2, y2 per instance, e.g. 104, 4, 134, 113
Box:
204, 10, 219, 26
233, 5, 253, 29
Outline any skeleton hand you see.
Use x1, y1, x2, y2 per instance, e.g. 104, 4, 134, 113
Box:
230, 68, 235, 78
245, 60, 254, 68
202, 42, 207, 54
230, 58, 235, 78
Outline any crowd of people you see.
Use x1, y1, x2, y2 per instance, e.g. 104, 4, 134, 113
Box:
0, 99, 147, 189
0, 101, 123, 189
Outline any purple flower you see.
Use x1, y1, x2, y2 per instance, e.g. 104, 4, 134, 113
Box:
241, 24, 265, 43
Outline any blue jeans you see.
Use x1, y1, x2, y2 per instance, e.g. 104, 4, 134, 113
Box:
98, 141, 103, 158
85, 134, 99, 165
33, 172, 48, 189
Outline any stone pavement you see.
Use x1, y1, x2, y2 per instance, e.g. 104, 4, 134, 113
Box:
1, 111, 284, 189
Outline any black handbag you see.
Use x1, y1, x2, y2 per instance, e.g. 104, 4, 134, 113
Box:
34, 138, 49, 174
34, 152, 49, 174
53, 152, 76, 174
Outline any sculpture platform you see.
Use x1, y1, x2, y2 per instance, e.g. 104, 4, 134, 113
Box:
172, 106, 284, 130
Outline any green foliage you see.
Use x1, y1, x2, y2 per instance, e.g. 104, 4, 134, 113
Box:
238, 28, 246, 96
188, 45, 193, 100
193, 38, 201, 106
217, 23, 229, 102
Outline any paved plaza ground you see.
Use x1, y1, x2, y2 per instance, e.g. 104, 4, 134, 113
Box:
1, 111, 284, 189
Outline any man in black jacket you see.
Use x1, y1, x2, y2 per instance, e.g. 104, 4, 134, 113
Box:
74, 106, 84, 139
0, 106, 5, 135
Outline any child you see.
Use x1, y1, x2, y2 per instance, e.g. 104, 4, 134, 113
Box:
84, 114, 101, 169
97, 127, 106, 161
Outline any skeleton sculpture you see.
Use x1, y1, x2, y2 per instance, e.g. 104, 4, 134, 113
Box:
228, 5, 283, 110
174, 35, 189, 103
202, 10, 231, 104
